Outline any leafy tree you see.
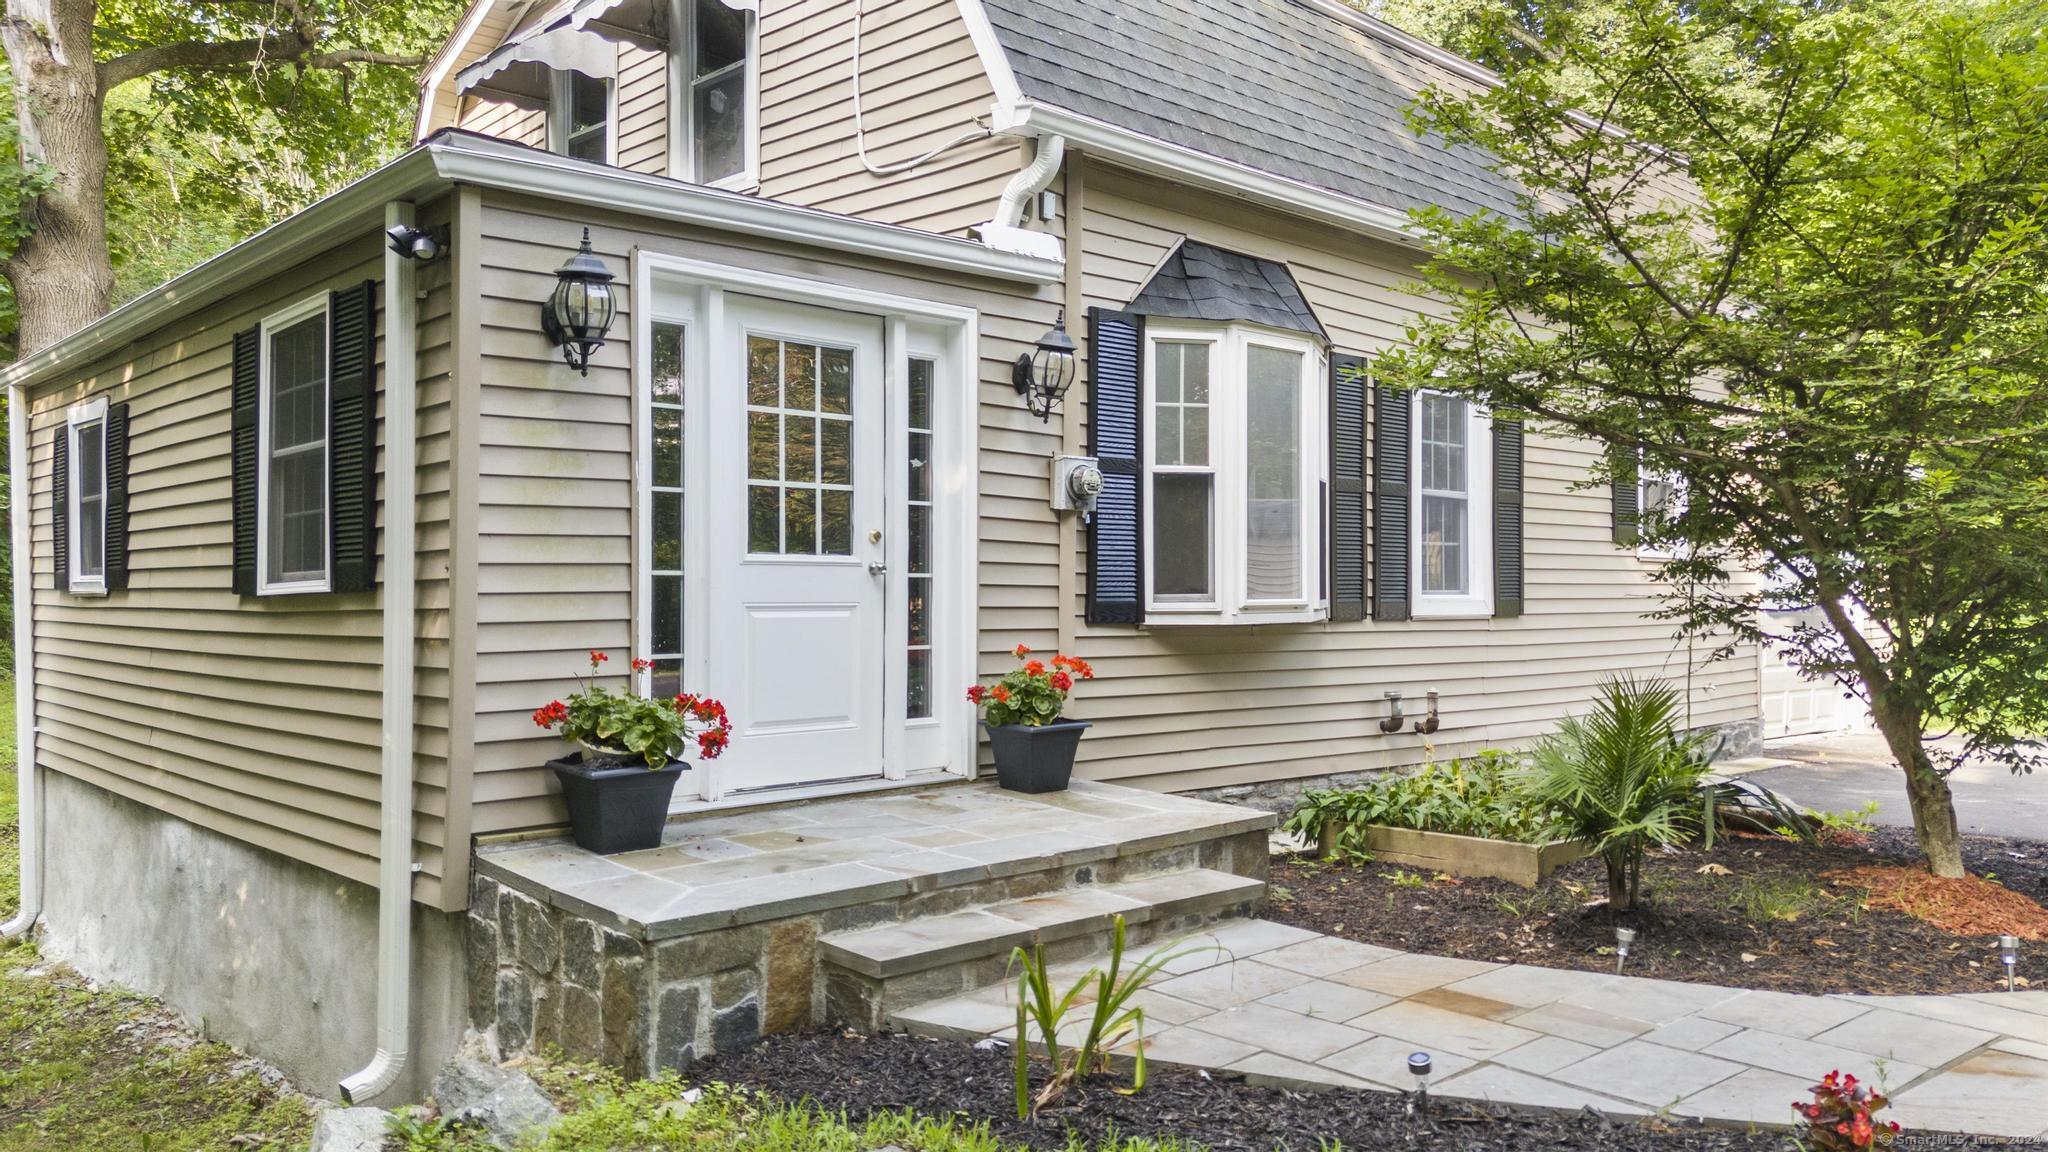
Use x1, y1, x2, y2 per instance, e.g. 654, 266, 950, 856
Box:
1, 0, 461, 355
1381, 0, 2048, 877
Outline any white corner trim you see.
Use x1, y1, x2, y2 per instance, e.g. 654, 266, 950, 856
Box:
1000, 101, 1424, 251
952, 0, 1023, 108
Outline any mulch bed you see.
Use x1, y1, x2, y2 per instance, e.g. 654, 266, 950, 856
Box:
1266, 827, 2048, 996
706, 1028, 1790, 1152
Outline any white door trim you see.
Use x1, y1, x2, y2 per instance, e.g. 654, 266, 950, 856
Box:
630, 250, 982, 804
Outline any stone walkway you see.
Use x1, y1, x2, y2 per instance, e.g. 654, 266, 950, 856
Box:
895, 919, 2048, 1137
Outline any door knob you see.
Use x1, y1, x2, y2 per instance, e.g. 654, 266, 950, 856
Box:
868, 561, 888, 576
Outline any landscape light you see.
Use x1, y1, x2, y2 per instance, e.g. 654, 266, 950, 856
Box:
1615, 925, 1638, 974
2001, 935, 2021, 992
1407, 1050, 1432, 1115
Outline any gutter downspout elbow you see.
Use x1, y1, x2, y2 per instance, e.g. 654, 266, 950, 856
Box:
2, 380, 40, 942
976, 134, 1065, 261
341, 199, 423, 1104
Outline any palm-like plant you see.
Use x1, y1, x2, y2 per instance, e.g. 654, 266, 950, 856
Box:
1521, 675, 1714, 912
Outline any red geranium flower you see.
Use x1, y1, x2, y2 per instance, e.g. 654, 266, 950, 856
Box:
1024, 659, 1047, 676
966, 685, 987, 704
1013, 643, 1031, 658
1050, 671, 1072, 692
992, 685, 1011, 703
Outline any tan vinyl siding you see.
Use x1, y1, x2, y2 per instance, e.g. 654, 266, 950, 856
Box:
1060, 164, 1758, 792
458, 97, 547, 149
466, 190, 1060, 835
758, 0, 1015, 235
25, 202, 467, 910
617, 44, 669, 175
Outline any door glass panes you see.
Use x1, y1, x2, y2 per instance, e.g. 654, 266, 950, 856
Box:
906, 357, 934, 720
746, 334, 853, 556
74, 420, 105, 579
1419, 393, 1469, 594
266, 313, 328, 586
649, 322, 686, 697
1245, 345, 1302, 600
692, 0, 748, 182
564, 72, 609, 162
1152, 340, 1213, 601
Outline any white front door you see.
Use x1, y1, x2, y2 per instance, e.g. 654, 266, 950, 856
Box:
707, 296, 887, 791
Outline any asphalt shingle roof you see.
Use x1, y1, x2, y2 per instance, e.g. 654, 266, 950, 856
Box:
980, 0, 1523, 220
1129, 241, 1328, 339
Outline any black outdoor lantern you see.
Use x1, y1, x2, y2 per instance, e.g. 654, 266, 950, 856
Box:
541, 227, 617, 375
1012, 309, 1078, 422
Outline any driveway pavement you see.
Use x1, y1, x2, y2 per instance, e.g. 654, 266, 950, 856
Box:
1739, 733, 2048, 840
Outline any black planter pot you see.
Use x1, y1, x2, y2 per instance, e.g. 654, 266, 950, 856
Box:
982, 718, 1091, 793
549, 752, 688, 854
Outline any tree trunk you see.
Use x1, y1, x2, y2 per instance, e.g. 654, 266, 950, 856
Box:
1606, 851, 1634, 912
3, 0, 116, 354
1869, 695, 1966, 878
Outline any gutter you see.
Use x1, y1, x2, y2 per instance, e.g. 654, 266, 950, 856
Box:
976, 134, 1065, 261
992, 100, 1426, 252
0, 132, 1062, 399
2, 379, 39, 942
340, 200, 423, 1104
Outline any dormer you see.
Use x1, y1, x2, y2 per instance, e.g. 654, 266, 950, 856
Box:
420, 0, 761, 190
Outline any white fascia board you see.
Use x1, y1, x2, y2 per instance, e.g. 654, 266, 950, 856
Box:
415, 0, 506, 141
1, 134, 1062, 395
998, 101, 1425, 252
953, 0, 1023, 108
423, 136, 1065, 285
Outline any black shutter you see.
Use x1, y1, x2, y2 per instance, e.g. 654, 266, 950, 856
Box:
1328, 353, 1368, 622
1086, 307, 1144, 625
1493, 417, 1524, 618
231, 325, 262, 596
1611, 444, 1639, 546
105, 402, 131, 591
1371, 383, 1411, 621
328, 279, 379, 593
50, 428, 69, 594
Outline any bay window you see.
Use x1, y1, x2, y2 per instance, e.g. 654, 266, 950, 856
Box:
1143, 323, 1323, 623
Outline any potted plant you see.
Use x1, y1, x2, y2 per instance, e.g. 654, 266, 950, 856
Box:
532, 650, 732, 854
967, 645, 1095, 793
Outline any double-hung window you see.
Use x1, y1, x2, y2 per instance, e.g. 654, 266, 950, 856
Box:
551, 70, 613, 163
65, 399, 109, 594
1143, 323, 1323, 623
258, 296, 331, 594
671, 0, 757, 187
1637, 452, 1687, 558
1411, 391, 1494, 617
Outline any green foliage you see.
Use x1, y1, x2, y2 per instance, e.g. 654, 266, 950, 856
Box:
1721, 874, 1833, 924
1816, 802, 1882, 839
1283, 751, 1556, 856
1521, 676, 1716, 911
1007, 915, 1202, 1118
1379, 0, 2048, 863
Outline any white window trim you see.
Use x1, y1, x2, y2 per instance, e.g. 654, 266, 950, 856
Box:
255, 293, 332, 596
666, 0, 760, 191
1637, 449, 1686, 560
549, 68, 618, 165
1410, 389, 1493, 619
1141, 319, 1326, 625
64, 397, 109, 596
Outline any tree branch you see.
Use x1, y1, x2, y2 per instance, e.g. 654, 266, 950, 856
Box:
98, 30, 426, 95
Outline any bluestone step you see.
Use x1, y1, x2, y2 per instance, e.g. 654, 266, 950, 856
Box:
822, 868, 1264, 980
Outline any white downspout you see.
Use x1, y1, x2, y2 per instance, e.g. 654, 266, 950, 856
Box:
341, 200, 422, 1104
976, 133, 1065, 261
2, 380, 40, 941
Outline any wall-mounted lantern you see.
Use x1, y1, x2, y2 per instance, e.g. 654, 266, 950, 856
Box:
1012, 309, 1077, 422
541, 227, 617, 376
